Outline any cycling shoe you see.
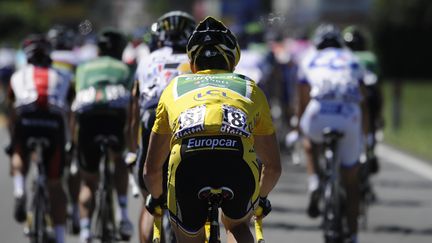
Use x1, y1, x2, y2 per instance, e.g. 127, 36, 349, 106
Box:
14, 195, 27, 223
119, 219, 134, 241
307, 189, 321, 218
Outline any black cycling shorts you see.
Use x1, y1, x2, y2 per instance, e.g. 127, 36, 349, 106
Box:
13, 110, 66, 179
167, 135, 260, 235
77, 108, 126, 173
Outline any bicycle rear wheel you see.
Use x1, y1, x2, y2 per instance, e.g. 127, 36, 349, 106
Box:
93, 189, 117, 243
30, 193, 54, 243
322, 181, 344, 243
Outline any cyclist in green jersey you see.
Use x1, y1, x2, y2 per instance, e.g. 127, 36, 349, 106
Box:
72, 28, 134, 243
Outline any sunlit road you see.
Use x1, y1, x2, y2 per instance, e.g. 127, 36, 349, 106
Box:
1, 126, 431, 243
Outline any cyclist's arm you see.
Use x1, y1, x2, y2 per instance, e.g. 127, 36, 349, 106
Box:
360, 83, 369, 135
6, 84, 16, 138
254, 133, 282, 197
128, 80, 140, 152
296, 82, 310, 126
143, 131, 171, 198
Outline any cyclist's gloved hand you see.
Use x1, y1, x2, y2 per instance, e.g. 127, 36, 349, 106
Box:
4, 143, 13, 157
124, 152, 137, 167
145, 194, 165, 216
257, 196, 272, 218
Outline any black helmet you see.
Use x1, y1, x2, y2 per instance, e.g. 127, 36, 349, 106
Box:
46, 25, 76, 50
22, 34, 52, 66
153, 11, 196, 52
187, 16, 240, 70
312, 24, 344, 50
97, 28, 127, 60
343, 26, 366, 51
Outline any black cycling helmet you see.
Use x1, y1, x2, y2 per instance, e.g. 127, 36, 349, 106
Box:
22, 34, 52, 66
46, 25, 76, 50
312, 23, 344, 50
153, 11, 196, 52
187, 16, 241, 70
97, 28, 128, 60
343, 25, 366, 51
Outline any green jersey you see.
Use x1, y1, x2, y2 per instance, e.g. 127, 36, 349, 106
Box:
353, 51, 379, 74
354, 51, 380, 85
72, 56, 132, 112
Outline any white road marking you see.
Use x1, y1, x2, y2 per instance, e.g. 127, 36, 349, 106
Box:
376, 143, 432, 181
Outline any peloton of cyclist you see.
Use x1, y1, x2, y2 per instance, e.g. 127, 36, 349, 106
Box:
71, 28, 134, 243
343, 25, 383, 175
128, 10, 196, 242
143, 16, 282, 243
297, 24, 368, 243
8, 34, 71, 243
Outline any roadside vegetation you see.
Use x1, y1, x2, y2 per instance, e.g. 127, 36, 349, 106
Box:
382, 81, 432, 161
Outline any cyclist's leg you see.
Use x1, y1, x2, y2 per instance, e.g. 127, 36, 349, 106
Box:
221, 213, 254, 243
108, 110, 134, 239
171, 226, 205, 243
11, 115, 34, 223
44, 119, 68, 243
338, 108, 363, 241
219, 141, 258, 243
67, 114, 81, 234
76, 113, 100, 242
299, 100, 323, 218
10, 146, 30, 223
136, 108, 156, 242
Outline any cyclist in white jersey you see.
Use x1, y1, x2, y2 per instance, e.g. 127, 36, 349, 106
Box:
297, 24, 368, 243
8, 34, 71, 243
128, 11, 196, 242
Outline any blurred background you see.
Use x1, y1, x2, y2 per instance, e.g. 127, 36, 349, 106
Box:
0, 0, 431, 159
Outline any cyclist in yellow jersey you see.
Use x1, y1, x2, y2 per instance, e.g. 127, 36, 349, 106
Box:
143, 17, 281, 243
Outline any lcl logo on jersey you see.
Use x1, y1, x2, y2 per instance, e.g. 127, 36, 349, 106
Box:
193, 89, 231, 101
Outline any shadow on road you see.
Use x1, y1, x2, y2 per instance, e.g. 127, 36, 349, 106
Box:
372, 225, 432, 235
375, 179, 432, 190
375, 198, 424, 207
264, 221, 320, 231
272, 205, 307, 215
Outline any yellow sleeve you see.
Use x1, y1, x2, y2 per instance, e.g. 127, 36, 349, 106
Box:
151, 89, 172, 134
253, 87, 275, 135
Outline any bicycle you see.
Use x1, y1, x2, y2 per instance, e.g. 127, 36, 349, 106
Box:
318, 128, 347, 243
24, 137, 56, 243
90, 134, 121, 242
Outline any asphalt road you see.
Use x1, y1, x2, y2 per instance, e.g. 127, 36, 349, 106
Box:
0, 126, 431, 243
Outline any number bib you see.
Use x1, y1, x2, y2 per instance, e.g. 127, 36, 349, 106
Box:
221, 105, 250, 137
174, 105, 206, 139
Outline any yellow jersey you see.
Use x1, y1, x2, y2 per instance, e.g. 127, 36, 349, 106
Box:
152, 69, 275, 145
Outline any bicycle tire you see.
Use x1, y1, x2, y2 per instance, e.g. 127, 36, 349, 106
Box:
322, 181, 343, 243
30, 190, 54, 243
94, 189, 116, 243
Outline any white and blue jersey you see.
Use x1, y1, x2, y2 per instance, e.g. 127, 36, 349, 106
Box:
135, 46, 190, 115
299, 47, 365, 167
298, 47, 364, 103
